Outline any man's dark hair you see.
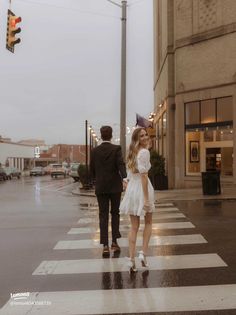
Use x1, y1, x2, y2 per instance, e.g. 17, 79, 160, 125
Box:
100, 126, 112, 141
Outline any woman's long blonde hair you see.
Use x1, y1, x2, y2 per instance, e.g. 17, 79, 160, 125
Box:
127, 127, 146, 172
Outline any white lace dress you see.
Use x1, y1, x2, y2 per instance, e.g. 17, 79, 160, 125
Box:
120, 148, 155, 216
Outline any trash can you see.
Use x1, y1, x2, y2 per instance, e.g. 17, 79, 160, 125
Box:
201, 171, 221, 195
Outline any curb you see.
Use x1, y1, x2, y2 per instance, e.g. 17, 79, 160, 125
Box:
72, 190, 96, 197
72, 190, 236, 202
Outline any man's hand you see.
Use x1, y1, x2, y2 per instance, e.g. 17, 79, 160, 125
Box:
143, 200, 151, 212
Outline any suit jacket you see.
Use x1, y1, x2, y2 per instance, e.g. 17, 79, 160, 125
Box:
90, 142, 127, 194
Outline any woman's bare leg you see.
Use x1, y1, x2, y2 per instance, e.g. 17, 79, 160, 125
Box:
142, 212, 152, 255
129, 215, 140, 259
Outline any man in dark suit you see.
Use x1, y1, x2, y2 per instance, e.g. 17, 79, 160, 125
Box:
90, 126, 127, 257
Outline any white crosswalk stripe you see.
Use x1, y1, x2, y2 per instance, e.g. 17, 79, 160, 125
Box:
2, 285, 236, 314
54, 234, 207, 249
1, 202, 235, 314
83, 206, 180, 214
155, 202, 174, 207
68, 221, 195, 234
33, 253, 227, 275
78, 211, 184, 222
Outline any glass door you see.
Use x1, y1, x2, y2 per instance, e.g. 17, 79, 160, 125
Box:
205, 147, 233, 175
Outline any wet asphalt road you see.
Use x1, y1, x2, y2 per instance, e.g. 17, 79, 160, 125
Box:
0, 176, 236, 314
0, 176, 79, 307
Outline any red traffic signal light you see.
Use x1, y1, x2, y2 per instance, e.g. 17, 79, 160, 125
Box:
6, 10, 22, 53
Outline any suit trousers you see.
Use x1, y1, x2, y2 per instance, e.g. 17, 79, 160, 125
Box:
96, 192, 122, 245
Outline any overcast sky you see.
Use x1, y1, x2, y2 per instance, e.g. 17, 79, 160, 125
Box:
0, 0, 153, 145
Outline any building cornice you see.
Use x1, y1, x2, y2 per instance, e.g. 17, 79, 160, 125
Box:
0, 141, 34, 147
154, 23, 236, 91
176, 81, 236, 96
175, 22, 236, 50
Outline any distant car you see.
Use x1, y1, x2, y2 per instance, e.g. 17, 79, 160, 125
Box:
0, 167, 7, 181
69, 163, 80, 182
4, 167, 21, 179
43, 164, 55, 175
30, 167, 46, 176
50, 164, 67, 178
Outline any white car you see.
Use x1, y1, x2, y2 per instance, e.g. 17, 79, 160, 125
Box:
69, 163, 80, 182
50, 164, 67, 178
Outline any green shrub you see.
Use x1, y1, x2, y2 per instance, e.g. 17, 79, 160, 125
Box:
149, 150, 165, 176
78, 164, 88, 186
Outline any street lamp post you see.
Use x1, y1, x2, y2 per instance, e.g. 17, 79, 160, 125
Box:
85, 120, 89, 189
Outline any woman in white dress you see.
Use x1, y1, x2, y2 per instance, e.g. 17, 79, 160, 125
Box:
120, 127, 155, 272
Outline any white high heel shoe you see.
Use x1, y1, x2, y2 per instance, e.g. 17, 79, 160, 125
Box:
138, 251, 149, 268
127, 258, 137, 273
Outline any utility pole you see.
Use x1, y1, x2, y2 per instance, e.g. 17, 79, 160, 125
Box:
107, 0, 127, 159
120, 0, 127, 159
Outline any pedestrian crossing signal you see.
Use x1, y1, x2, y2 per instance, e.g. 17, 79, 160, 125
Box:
6, 9, 22, 53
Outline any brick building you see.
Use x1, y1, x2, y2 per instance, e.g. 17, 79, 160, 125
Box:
45, 144, 87, 164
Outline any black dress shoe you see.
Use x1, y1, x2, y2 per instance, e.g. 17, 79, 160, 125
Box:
111, 242, 121, 253
102, 245, 110, 257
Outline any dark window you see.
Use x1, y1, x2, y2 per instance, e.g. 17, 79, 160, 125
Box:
217, 97, 233, 122
185, 102, 200, 125
201, 99, 216, 123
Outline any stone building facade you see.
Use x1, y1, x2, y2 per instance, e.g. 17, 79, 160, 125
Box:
0, 142, 34, 170
153, 0, 236, 188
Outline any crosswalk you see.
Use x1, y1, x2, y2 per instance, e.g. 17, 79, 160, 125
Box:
1, 202, 236, 314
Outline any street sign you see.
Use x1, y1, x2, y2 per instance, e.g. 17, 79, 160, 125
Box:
34, 146, 40, 158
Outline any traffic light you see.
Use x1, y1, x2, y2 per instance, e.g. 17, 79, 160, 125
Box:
6, 9, 22, 53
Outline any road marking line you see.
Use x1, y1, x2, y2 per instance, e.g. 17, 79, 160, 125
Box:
70, 222, 195, 234
2, 285, 236, 314
155, 202, 174, 206
33, 253, 227, 275
77, 212, 184, 223
54, 234, 207, 249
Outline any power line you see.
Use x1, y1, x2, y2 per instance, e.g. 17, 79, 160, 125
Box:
129, 0, 146, 7
16, 0, 121, 20
106, 0, 121, 8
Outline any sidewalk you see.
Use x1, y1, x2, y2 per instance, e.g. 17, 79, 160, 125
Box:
72, 183, 236, 202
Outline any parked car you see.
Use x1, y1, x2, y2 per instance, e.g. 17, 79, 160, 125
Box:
4, 167, 21, 179
30, 167, 46, 176
43, 164, 54, 175
69, 163, 80, 182
50, 164, 67, 178
0, 167, 7, 181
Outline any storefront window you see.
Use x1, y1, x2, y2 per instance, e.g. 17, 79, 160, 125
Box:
185, 96, 233, 177
217, 97, 233, 122
216, 128, 233, 141
204, 130, 213, 142
201, 99, 216, 124
185, 102, 200, 125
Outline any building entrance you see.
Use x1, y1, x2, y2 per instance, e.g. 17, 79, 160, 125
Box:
206, 147, 233, 176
